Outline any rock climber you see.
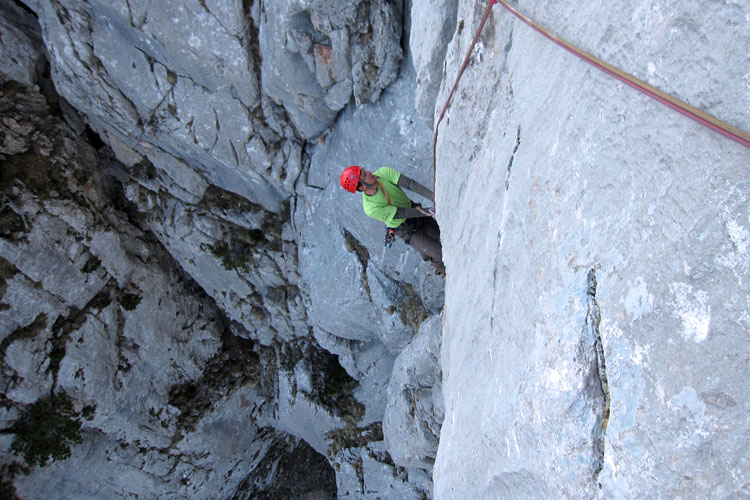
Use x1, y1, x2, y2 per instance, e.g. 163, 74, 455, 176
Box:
340, 166, 445, 275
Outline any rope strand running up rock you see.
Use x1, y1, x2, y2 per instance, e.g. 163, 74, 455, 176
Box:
431, 0, 750, 200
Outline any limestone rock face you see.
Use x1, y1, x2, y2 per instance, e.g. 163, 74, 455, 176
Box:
21, 0, 404, 219
258, 0, 403, 138
0, 1, 442, 498
384, 314, 444, 494
409, 0, 457, 124
0, 0, 46, 87
6, 0, 745, 497
432, 0, 750, 498
30, 0, 297, 211
0, 78, 336, 499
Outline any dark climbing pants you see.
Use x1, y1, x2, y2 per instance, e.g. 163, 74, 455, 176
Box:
395, 217, 445, 274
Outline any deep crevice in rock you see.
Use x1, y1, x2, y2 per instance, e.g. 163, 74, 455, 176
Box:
311, 348, 363, 421
230, 435, 337, 500
9, 0, 36, 17
342, 229, 371, 297
505, 125, 521, 191
167, 324, 261, 440
586, 269, 610, 479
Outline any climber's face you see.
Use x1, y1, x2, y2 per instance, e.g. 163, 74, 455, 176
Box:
358, 170, 376, 191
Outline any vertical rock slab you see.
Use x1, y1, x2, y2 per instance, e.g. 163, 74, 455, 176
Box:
258, 0, 403, 139
409, 0, 458, 123
0, 0, 46, 86
431, 0, 750, 498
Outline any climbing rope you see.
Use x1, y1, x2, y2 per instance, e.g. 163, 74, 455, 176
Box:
491, 0, 750, 148
432, 0, 496, 200
432, 0, 750, 198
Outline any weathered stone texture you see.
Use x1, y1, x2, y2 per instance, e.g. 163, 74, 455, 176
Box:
433, 0, 750, 498
0, 1, 439, 497
0, 78, 337, 499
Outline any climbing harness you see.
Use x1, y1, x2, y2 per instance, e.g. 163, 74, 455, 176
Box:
432, 0, 750, 198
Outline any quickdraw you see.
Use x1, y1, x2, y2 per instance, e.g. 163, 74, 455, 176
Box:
384, 227, 396, 248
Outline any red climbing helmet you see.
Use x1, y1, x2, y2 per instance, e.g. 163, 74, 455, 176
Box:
340, 166, 361, 193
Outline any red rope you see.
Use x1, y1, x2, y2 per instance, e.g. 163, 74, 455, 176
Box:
432, 0, 496, 201
431, 0, 750, 201
491, 0, 750, 149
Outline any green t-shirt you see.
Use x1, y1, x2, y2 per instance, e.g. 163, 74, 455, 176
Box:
362, 167, 412, 228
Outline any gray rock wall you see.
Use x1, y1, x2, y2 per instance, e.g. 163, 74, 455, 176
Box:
0, 78, 337, 499
1, 0, 447, 498
258, 0, 403, 138
409, 0, 457, 124
28, 0, 403, 213
431, 0, 750, 498
31, 0, 287, 212
0, 0, 46, 87
7, 0, 748, 497
384, 314, 444, 495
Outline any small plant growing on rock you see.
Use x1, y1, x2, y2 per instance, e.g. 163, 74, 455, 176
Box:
242, 228, 266, 245
80, 255, 101, 274
119, 292, 141, 311
81, 404, 96, 421
209, 241, 236, 270
8, 391, 84, 467
47, 344, 66, 377
209, 240, 252, 271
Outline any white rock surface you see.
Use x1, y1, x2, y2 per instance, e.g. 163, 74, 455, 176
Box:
4, 0, 749, 497
384, 315, 444, 483
432, 0, 750, 497
409, 0, 458, 123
